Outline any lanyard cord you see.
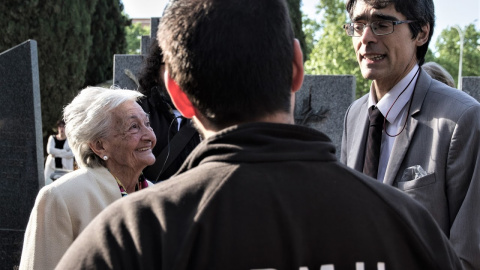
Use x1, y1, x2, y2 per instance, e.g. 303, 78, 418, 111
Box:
383, 68, 421, 137
154, 115, 183, 183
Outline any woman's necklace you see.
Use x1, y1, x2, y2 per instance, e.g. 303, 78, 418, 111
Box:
111, 173, 139, 197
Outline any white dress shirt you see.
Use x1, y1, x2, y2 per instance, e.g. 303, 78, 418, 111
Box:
173, 109, 183, 130
367, 65, 420, 182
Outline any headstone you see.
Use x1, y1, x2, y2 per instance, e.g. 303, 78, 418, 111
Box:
150, 17, 160, 40
141, 36, 151, 55
294, 75, 356, 158
140, 17, 161, 55
113, 55, 146, 90
117, 17, 162, 90
462, 77, 480, 102
0, 40, 44, 269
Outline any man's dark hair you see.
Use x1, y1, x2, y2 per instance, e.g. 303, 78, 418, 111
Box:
56, 119, 65, 127
138, 40, 165, 97
158, 0, 295, 129
346, 0, 435, 66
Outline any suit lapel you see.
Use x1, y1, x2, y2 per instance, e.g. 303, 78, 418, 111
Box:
350, 98, 369, 171
384, 69, 431, 185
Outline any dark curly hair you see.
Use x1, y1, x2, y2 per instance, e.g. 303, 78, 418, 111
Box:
137, 39, 176, 109
138, 39, 166, 97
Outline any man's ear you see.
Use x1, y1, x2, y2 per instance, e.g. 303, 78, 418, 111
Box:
416, 23, 430, 46
164, 70, 196, 118
292, 39, 304, 93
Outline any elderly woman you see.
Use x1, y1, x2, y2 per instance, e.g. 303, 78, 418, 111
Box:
19, 87, 156, 270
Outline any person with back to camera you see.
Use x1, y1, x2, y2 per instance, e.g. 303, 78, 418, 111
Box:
138, 40, 201, 182
56, 0, 461, 269
340, 0, 480, 268
19, 87, 157, 270
44, 119, 74, 185
422, 61, 456, 87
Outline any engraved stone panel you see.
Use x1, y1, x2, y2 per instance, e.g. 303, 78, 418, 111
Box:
294, 75, 355, 158
113, 55, 146, 90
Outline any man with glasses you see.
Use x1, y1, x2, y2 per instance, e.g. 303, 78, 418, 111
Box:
341, 0, 480, 269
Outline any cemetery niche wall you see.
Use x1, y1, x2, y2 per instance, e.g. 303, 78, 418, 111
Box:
0, 40, 44, 269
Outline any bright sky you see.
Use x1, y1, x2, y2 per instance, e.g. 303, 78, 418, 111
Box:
122, 0, 480, 48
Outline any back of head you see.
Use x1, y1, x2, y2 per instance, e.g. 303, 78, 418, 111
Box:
346, 0, 435, 65
158, 0, 295, 129
422, 62, 456, 88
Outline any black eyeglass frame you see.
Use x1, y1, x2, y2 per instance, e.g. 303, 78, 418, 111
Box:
343, 20, 416, 37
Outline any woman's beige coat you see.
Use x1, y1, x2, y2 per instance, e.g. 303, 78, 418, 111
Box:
19, 166, 122, 270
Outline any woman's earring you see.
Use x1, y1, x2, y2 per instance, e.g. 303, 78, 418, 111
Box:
103, 155, 108, 161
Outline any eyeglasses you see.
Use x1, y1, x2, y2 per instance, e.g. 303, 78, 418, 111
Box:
343, 20, 416, 37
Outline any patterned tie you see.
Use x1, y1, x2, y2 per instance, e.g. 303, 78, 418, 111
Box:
363, 106, 384, 179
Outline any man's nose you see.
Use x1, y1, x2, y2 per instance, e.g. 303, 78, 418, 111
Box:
359, 25, 377, 44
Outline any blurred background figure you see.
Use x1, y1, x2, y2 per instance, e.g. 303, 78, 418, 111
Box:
423, 61, 456, 88
44, 119, 74, 185
20, 87, 156, 270
138, 40, 201, 182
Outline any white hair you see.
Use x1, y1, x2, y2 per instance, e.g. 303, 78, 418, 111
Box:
422, 62, 456, 88
63, 87, 144, 168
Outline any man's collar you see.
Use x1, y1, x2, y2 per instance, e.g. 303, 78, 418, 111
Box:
368, 65, 419, 123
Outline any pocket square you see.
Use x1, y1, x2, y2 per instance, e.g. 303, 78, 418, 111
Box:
401, 165, 428, 182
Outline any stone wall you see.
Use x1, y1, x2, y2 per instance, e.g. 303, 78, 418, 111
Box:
0, 40, 43, 269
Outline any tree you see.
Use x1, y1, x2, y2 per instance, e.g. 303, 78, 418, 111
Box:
423, 47, 436, 63
434, 24, 480, 87
287, 0, 307, 61
126, 22, 150, 55
83, 0, 129, 87
304, 0, 369, 97
0, 0, 98, 139
302, 14, 321, 60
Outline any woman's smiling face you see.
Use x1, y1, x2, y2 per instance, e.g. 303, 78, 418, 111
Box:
103, 100, 157, 173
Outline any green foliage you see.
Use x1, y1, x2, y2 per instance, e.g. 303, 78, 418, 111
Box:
433, 24, 480, 87
83, 0, 130, 87
287, 0, 307, 61
126, 22, 150, 55
302, 14, 321, 60
304, 0, 369, 97
0, 0, 98, 139
424, 48, 436, 63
